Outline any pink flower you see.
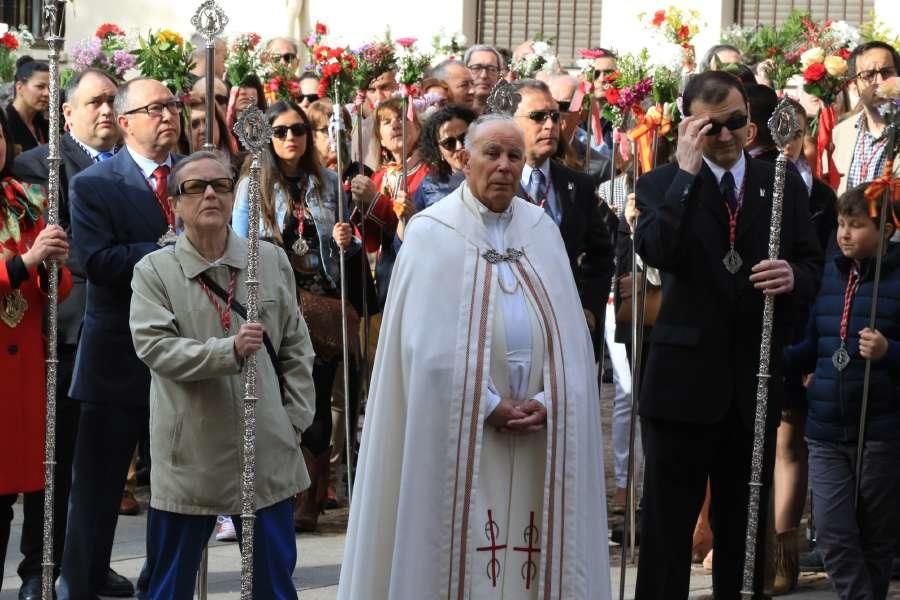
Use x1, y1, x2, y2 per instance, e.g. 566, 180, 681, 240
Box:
579, 48, 608, 60
395, 37, 417, 49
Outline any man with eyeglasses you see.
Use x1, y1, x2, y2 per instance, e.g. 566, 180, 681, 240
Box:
11, 67, 133, 600
633, 70, 822, 599
129, 151, 314, 599
58, 77, 184, 600
464, 44, 505, 114
509, 79, 613, 360
831, 41, 900, 195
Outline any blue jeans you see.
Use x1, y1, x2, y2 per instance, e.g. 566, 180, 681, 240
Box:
807, 438, 900, 600
138, 497, 298, 600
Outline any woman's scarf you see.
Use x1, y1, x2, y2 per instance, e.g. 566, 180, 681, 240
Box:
0, 177, 46, 247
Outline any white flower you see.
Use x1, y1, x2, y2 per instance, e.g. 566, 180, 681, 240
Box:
576, 58, 593, 71
457, 33, 467, 46
647, 40, 684, 70
800, 47, 825, 68
827, 20, 860, 50
533, 41, 550, 55
0, 23, 8, 36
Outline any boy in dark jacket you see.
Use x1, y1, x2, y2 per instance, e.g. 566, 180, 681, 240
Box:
785, 182, 900, 599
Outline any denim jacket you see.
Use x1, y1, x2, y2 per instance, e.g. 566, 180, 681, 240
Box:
232, 168, 361, 289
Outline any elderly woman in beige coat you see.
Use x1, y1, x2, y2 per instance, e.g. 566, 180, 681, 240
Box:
129, 151, 315, 599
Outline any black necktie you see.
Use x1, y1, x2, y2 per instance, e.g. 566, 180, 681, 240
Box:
720, 170, 737, 212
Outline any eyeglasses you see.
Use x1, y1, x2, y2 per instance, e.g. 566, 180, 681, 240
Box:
271, 52, 297, 64
300, 93, 319, 104
856, 66, 898, 83
175, 178, 235, 195
467, 63, 501, 75
123, 99, 183, 118
516, 110, 561, 124
271, 123, 310, 139
439, 133, 466, 151
704, 114, 748, 136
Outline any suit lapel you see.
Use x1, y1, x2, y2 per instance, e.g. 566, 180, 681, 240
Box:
111, 149, 168, 234
696, 164, 729, 229
549, 161, 573, 226
736, 158, 769, 242
60, 135, 95, 172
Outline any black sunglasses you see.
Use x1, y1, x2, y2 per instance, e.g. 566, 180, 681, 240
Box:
517, 110, 561, 124
272, 52, 297, 64
439, 133, 466, 151
176, 178, 235, 195
300, 93, 319, 103
704, 114, 748, 137
272, 123, 310, 139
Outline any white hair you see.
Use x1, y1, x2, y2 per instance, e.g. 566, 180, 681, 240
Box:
464, 113, 520, 151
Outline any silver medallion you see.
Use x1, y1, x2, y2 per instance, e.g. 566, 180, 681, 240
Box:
723, 248, 743, 274
292, 237, 310, 257
832, 346, 851, 371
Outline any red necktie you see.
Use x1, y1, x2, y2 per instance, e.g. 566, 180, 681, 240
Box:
152, 164, 174, 228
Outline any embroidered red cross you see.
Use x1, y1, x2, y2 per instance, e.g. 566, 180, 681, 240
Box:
513, 511, 541, 590
476, 509, 506, 587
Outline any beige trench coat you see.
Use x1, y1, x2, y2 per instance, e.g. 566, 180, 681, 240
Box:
130, 230, 315, 515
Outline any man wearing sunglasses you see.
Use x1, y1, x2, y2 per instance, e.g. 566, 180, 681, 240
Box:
831, 41, 900, 194
129, 152, 314, 598
58, 77, 185, 600
633, 70, 823, 599
509, 79, 613, 359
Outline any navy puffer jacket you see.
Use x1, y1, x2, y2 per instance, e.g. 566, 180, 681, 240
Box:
785, 243, 900, 442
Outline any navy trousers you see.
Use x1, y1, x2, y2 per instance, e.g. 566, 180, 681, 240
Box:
138, 497, 298, 600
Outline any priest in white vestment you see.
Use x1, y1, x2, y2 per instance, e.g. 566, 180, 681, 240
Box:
337, 114, 611, 600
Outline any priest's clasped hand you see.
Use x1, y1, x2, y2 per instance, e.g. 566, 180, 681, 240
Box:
749, 259, 794, 296
486, 398, 547, 433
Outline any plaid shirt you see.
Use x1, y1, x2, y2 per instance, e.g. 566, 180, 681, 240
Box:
847, 112, 890, 190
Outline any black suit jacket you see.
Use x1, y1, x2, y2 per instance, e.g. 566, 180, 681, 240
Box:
546, 160, 615, 357
13, 135, 96, 346
68, 148, 182, 406
634, 157, 823, 429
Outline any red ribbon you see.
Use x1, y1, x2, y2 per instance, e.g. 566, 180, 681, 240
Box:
814, 105, 841, 190
399, 84, 416, 122
866, 158, 900, 228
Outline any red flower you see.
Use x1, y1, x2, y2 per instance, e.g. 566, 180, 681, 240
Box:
323, 63, 341, 77
95, 23, 124, 39
395, 37, 417, 48
837, 47, 850, 60
315, 22, 327, 35
652, 10, 666, 27
604, 87, 620, 105
803, 63, 827, 83
677, 25, 691, 42
268, 77, 283, 92
249, 33, 261, 47
0, 32, 18, 51
288, 80, 301, 94
328, 47, 343, 60
317, 81, 329, 98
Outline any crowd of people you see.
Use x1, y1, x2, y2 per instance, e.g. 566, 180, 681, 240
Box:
0, 13, 899, 600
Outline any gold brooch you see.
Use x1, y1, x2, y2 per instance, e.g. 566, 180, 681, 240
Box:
1, 290, 28, 328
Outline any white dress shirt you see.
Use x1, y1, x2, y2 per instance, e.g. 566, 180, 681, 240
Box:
521, 159, 560, 223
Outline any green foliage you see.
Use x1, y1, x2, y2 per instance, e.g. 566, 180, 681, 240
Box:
132, 30, 196, 95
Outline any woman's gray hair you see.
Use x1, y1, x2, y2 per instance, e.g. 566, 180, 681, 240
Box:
166, 151, 235, 198
464, 114, 518, 151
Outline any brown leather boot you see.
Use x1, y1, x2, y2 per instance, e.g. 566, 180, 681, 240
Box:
771, 528, 800, 595
295, 449, 320, 532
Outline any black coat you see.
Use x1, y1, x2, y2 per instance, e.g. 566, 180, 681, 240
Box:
548, 160, 615, 357
13, 134, 97, 346
634, 157, 823, 429
5, 102, 49, 154
68, 148, 182, 406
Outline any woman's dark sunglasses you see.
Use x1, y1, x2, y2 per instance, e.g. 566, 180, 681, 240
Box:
272, 123, 310, 139
704, 114, 748, 136
176, 178, 235, 195
439, 133, 466, 151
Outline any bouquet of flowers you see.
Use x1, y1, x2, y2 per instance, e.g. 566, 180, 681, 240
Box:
351, 41, 396, 106
304, 22, 328, 53
431, 30, 467, 63
225, 32, 262, 87
266, 69, 302, 103
133, 29, 195, 95
394, 37, 431, 91
63, 23, 135, 88
573, 48, 614, 146
640, 6, 702, 72
510, 38, 559, 79
601, 51, 653, 130
859, 11, 900, 52
312, 45, 358, 105
800, 47, 849, 106
0, 23, 34, 82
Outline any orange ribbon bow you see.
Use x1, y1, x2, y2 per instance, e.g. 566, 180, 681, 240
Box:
866, 158, 900, 227
627, 104, 672, 174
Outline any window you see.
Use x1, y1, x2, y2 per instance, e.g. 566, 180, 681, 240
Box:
476, 0, 603, 68
0, 0, 65, 41
735, 0, 874, 27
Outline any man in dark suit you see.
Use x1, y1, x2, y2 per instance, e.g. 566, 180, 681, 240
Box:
11, 68, 134, 600
58, 77, 182, 600
510, 79, 614, 357
633, 71, 822, 599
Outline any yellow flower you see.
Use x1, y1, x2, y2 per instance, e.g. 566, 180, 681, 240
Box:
157, 30, 184, 47
824, 55, 848, 77
800, 47, 825, 68
876, 76, 900, 101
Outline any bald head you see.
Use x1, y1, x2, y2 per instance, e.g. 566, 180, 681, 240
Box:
463, 115, 525, 212
548, 74, 578, 103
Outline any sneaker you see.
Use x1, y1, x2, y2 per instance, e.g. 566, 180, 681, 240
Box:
215, 515, 237, 542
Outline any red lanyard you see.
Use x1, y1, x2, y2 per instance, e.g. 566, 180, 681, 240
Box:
855, 125, 888, 182
839, 267, 861, 344
723, 172, 747, 248
196, 269, 237, 334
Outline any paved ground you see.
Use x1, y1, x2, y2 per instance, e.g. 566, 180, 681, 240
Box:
3, 380, 899, 598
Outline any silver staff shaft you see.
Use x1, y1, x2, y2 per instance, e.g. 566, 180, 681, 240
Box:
584, 98, 592, 175
854, 117, 897, 507
196, 547, 208, 599
203, 42, 215, 152
356, 109, 370, 392
332, 98, 354, 501
41, 1, 63, 597
400, 95, 409, 197
741, 100, 800, 597
191, 0, 228, 154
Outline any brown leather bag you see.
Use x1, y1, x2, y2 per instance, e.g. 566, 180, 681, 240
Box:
616, 278, 661, 327
297, 288, 361, 361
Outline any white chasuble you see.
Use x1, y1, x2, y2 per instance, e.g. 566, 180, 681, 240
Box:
337, 184, 610, 600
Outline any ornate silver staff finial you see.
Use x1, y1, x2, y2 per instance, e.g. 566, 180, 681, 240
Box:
191, 0, 229, 43
232, 102, 270, 600
768, 98, 802, 150
486, 79, 521, 116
